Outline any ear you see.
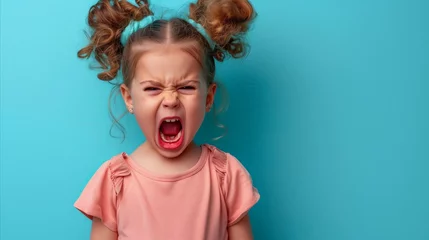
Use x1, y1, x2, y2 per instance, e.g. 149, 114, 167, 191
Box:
205, 83, 217, 112
120, 84, 133, 113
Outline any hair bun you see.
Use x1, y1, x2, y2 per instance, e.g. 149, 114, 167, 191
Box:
77, 0, 152, 81
189, 0, 256, 61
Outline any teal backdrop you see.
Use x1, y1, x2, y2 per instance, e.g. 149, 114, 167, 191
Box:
1, 0, 428, 239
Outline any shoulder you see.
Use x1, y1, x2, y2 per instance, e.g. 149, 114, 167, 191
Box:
77, 153, 131, 197
204, 144, 256, 191
204, 144, 251, 176
107, 153, 132, 194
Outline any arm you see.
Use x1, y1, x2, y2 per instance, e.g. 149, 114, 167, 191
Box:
90, 217, 118, 240
228, 214, 254, 240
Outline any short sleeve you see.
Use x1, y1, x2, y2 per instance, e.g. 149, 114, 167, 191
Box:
74, 155, 130, 232
224, 153, 260, 226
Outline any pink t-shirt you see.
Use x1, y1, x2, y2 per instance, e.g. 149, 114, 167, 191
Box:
74, 144, 260, 240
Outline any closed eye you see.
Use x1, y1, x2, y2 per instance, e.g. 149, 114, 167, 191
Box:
144, 87, 160, 91
180, 86, 196, 90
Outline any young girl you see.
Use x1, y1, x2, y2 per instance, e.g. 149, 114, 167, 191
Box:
74, 0, 259, 239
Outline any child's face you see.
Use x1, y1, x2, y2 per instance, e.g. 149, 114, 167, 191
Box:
121, 42, 216, 158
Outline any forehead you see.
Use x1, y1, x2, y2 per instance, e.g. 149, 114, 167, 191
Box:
133, 42, 204, 83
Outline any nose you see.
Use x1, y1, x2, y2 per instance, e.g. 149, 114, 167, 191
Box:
162, 90, 179, 109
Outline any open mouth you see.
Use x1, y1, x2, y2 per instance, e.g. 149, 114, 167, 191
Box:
158, 117, 184, 149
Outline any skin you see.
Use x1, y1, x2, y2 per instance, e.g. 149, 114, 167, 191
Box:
90, 42, 254, 239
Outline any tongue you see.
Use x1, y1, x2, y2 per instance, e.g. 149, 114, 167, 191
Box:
160, 122, 181, 136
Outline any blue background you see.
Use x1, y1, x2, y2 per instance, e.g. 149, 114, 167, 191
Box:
1, 0, 428, 239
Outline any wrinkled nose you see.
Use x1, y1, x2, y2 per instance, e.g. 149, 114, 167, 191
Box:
162, 90, 179, 109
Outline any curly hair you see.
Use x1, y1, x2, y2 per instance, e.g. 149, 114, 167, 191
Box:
78, 0, 256, 139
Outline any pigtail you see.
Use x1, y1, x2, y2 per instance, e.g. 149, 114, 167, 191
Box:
188, 0, 256, 61
78, 0, 153, 81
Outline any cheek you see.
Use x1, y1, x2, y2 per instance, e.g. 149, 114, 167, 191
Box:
131, 88, 156, 111
183, 93, 207, 120
132, 95, 159, 131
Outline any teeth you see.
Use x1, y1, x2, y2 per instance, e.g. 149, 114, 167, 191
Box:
160, 130, 182, 143
164, 118, 179, 123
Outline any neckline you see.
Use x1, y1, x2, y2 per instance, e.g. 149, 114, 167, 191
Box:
122, 144, 209, 182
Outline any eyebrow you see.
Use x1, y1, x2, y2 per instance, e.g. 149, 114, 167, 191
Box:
139, 80, 200, 85
139, 80, 162, 85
